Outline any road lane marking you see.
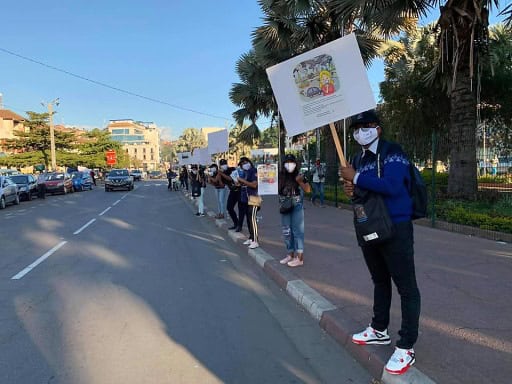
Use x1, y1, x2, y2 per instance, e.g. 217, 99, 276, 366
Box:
99, 207, 112, 216
11, 241, 67, 280
112, 199, 121, 206
73, 219, 96, 235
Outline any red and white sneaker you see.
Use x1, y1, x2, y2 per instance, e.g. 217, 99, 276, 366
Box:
280, 255, 293, 264
352, 325, 391, 345
385, 347, 415, 375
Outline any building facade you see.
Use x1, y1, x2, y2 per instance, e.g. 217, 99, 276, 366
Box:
0, 109, 26, 155
106, 119, 161, 171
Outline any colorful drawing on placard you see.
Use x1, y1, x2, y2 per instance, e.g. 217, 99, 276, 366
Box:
293, 54, 339, 103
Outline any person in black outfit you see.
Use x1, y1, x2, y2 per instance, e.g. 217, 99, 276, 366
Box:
217, 159, 240, 230
338, 109, 420, 376
179, 166, 189, 190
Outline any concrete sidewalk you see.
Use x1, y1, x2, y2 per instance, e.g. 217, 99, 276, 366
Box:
184, 187, 512, 384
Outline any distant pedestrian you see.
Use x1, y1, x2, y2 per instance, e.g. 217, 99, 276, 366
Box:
278, 154, 310, 267
36, 172, 46, 199
179, 166, 188, 190
237, 157, 259, 249
311, 158, 325, 207
339, 109, 421, 376
90, 170, 96, 186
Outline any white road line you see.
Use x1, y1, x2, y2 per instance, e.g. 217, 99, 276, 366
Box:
73, 219, 96, 235
99, 206, 112, 216
11, 241, 67, 280
112, 199, 121, 206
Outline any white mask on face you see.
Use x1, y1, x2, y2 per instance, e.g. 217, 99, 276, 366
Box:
221, 165, 228, 171
353, 127, 378, 146
210, 168, 217, 175
242, 163, 251, 171
284, 163, 296, 173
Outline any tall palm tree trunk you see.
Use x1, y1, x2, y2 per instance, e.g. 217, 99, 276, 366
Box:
447, 66, 478, 200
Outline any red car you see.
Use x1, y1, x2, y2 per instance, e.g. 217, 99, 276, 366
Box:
43, 172, 74, 195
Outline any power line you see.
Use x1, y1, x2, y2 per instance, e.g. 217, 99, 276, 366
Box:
0, 47, 231, 121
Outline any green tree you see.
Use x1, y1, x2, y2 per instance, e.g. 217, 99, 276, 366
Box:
174, 128, 206, 153
5, 111, 75, 169
333, 0, 512, 199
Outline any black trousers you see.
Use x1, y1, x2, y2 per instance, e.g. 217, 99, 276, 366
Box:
227, 189, 240, 226
361, 220, 421, 349
237, 202, 248, 230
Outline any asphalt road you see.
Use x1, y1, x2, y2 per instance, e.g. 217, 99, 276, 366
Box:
0, 181, 373, 384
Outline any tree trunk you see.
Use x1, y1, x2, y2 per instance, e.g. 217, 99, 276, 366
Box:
447, 66, 478, 200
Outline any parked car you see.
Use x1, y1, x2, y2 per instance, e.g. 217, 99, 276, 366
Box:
43, 172, 74, 195
9, 174, 38, 201
71, 171, 93, 191
130, 169, 142, 181
0, 176, 20, 209
105, 169, 134, 191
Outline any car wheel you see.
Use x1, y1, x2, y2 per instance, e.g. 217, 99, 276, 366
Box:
14, 194, 20, 205
0, 196, 5, 209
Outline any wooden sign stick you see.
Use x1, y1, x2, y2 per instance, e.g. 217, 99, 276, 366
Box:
329, 122, 348, 167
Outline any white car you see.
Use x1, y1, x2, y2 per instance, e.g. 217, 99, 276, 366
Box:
0, 176, 20, 209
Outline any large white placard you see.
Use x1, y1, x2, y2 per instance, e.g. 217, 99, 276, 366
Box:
266, 33, 375, 137
207, 129, 229, 155
191, 148, 210, 165
257, 163, 278, 195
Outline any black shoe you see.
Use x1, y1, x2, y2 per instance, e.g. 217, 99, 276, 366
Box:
195, 212, 201, 216
235, 226, 242, 232
228, 225, 237, 230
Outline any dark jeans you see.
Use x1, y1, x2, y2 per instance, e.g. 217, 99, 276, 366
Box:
361, 220, 421, 349
227, 189, 240, 226
237, 201, 248, 230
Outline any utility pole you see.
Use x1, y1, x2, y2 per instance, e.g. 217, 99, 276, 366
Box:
42, 98, 59, 171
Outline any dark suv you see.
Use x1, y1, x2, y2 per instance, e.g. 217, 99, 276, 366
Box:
105, 169, 134, 191
9, 174, 38, 200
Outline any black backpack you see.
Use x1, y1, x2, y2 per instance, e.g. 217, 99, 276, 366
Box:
354, 141, 428, 220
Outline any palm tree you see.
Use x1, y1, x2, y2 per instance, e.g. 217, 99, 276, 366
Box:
332, 0, 512, 199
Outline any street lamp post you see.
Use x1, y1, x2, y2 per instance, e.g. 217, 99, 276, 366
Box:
42, 98, 59, 171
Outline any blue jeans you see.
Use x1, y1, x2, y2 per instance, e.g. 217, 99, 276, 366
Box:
198, 187, 206, 214
215, 187, 226, 215
281, 202, 304, 254
312, 182, 324, 204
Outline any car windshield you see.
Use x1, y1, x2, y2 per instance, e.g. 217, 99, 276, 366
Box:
47, 173, 65, 181
71, 172, 82, 179
110, 170, 128, 177
10, 175, 29, 183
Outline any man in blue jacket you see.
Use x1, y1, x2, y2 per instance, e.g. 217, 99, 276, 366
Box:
339, 109, 421, 376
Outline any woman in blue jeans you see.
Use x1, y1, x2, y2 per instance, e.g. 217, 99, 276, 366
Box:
278, 154, 311, 267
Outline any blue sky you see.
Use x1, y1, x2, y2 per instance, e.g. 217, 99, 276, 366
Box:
0, 1, 507, 140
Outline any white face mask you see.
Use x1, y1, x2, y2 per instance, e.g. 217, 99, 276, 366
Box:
210, 168, 217, 175
221, 165, 228, 171
353, 127, 378, 146
191, 170, 198, 175
284, 163, 296, 173
242, 163, 251, 171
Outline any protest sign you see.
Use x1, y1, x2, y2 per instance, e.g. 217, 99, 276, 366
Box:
266, 33, 375, 166
207, 129, 229, 155
257, 163, 278, 195
178, 152, 191, 165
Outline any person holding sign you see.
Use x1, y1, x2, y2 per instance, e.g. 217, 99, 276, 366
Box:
278, 154, 310, 267
338, 109, 421, 376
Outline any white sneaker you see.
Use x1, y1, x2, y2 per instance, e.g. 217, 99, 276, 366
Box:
243, 239, 252, 245
248, 241, 259, 249
385, 347, 415, 375
352, 325, 391, 345
280, 255, 293, 264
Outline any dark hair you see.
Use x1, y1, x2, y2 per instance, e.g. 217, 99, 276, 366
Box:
278, 159, 300, 195
210, 163, 218, 169
238, 157, 253, 167
219, 159, 227, 165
